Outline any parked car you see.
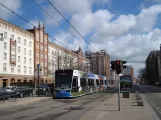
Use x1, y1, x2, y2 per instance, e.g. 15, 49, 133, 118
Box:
156, 82, 161, 86
0, 88, 11, 100
4, 86, 33, 98
36, 84, 50, 95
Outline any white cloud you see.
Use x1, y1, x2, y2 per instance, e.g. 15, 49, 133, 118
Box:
134, 5, 161, 33
40, 1, 161, 77
0, 0, 22, 19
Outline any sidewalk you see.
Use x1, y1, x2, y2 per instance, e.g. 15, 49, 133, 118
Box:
0, 96, 51, 109
78, 93, 160, 120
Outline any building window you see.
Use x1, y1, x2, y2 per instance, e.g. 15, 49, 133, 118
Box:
4, 53, 7, 60
29, 50, 32, 56
45, 69, 47, 75
4, 32, 7, 39
3, 63, 7, 72
36, 53, 39, 57
18, 37, 20, 44
36, 43, 39, 49
18, 56, 20, 63
45, 55, 47, 59
24, 66, 27, 74
29, 67, 32, 74
24, 57, 26, 64
29, 58, 32, 64
41, 53, 43, 58
24, 39, 26, 46
17, 65, 20, 73
11, 67, 14, 72
29, 41, 32, 47
40, 46, 43, 50
18, 46, 20, 53
45, 62, 47, 67
41, 62, 43, 66
11, 34, 14, 40
4, 42, 7, 50
24, 48, 26, 55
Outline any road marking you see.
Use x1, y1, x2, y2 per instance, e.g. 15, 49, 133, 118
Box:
96, 112, 106, 120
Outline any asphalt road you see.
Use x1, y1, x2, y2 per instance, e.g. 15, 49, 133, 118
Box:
0, 88, 116, 120
133, 83, 161, 119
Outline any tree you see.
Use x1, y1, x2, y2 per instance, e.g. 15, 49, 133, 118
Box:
138, 67, 146, 83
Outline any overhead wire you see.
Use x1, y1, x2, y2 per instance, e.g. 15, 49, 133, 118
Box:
46, 0, 97, 52
0, 2, 73, 51
31, 0, 86, 46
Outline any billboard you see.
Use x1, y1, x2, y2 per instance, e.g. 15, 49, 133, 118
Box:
10, 39, 16, 64
120, 75, 132, 92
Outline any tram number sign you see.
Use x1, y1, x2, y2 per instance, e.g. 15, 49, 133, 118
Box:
59, 73, 67, 75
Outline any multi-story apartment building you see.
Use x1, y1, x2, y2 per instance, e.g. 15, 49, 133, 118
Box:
123, 65, 134, 80
27, 23, 49, 84
0, 18, 90, 87
146, 50, 160, 84
0, 18, 34, 87
85, 50, 110, 78
48, 42, 90, 82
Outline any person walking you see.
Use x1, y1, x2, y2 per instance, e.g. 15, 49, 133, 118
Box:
50, 83, 55, 99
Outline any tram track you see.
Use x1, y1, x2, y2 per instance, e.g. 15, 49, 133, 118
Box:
0, 88, 117, 120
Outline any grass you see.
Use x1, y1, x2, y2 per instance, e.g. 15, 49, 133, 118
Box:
71, 91, 85, 96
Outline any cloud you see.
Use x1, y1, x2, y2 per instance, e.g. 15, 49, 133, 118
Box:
0, 0, 22, 19
37, 1, 161, 77
134, 5, 161, 33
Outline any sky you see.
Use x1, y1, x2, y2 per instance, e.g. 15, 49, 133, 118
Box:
0, 0, 161, 77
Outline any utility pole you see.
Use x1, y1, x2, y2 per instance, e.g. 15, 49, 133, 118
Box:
37, 64, 40, 97
115, 60, 120, 111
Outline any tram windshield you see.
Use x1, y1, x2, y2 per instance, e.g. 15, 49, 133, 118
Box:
55, 70, 73, 89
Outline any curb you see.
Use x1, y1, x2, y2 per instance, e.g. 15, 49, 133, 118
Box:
141, 94, 160, 120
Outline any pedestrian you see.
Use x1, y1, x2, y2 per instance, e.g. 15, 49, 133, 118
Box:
52, 84, 55, 99
50, 83, 54, 96
50, 83, 55, 99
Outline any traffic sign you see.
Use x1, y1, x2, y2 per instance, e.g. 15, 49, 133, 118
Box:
37, 64, 40, 69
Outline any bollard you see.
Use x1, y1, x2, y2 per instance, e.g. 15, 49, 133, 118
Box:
123, 92, 130, 98
137, 100, 143, 106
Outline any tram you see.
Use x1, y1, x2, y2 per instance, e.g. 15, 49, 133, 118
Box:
55, 69, 105, 98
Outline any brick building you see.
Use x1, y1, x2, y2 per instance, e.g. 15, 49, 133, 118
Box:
85, 49, 110, 78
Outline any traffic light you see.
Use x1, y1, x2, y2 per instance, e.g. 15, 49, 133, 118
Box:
122, 61, 127, 68
110, 61, 116, 70
116, 60, 121, 74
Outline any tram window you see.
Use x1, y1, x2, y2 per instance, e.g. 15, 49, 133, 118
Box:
91, 79, 94, 86
96, 79, 99, 85
80, 78, 84, 87
72, 77, 78, 88
100, 80, 104, 85
88, 79, 91, 86
105, 81, 107, 85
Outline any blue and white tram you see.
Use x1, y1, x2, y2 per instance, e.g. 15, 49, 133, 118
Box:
55, 69, 100, 98
55, 69, 87, 98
